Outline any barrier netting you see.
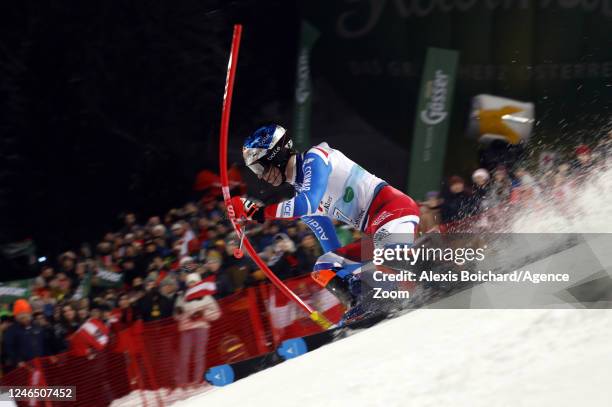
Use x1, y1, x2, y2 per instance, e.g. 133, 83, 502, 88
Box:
1, 274, 345, 406
2, 205, 513, 406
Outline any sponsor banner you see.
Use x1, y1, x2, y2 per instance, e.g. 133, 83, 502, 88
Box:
408, 47, 459, 200
299, 1, 612, 181
467, 94, 535, 144
335, 1, 612, 36
292, 21, 320, 151
93, 267, 123, 288
0, 278, 34, 304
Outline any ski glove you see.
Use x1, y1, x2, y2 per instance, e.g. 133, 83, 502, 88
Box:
230, 196, 265, 223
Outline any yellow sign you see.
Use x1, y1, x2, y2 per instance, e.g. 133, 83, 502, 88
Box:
477, 106, 523, 144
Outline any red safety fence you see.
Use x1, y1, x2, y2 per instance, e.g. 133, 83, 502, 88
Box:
4, 204, 522, 406
1, 274, 345, 406
3, 202, 521, 407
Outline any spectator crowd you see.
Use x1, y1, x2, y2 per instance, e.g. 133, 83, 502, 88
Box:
0, 172, 346, 382
420, 133, 611, 232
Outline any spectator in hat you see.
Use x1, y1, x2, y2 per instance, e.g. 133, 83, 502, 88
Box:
136, 276, 176, 322
50, 273, 72, 302
144, 273, 158, 292
146, 255, 167, 277
266, 233, 299, 280
195, 217, 210, 242
40, 265, 55, 286
53, 303, 81, 353
485, 166, 512, 208
183, 202, 200, 225
154, 237, 172, 258
142, 239, 160, 265
573, 144, 594, 177
2, 299, 48, 373
158, 275, 178, 301
107, 293, 142, 399
33, 311, 55, 357
286, 224, 300, 242
179, 256, 196, 271
147, 215, 161, 228
121, 257, 142, 287
202, 250, 234, 299
77, 304, 89, 322
174, 272, 221, 389
152, 224, 167, 239
58, 251, 78, 289
172, 221, 199, 258
32, 276, 51, 300
419, 191, 442, 233
96, 241, 114, 267
471, 168, 491, 213
143, 275, 179, 388
220, 238, 251, 290
121, 212, 139, 235
296, 234, 322, 273
441, 176, 473, 223
66, 304, 114, 404
111, 294, 137, 330
0, 313, 14, 375
511, 167, 541, 204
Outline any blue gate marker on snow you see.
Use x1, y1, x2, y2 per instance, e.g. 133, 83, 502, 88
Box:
277, 337, 308, 360
205, 364, 235, 386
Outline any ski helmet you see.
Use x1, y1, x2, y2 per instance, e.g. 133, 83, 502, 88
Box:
243, 124, 295, 180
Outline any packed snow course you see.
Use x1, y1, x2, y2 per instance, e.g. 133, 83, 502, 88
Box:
177, 308, 612, 407
176, 163, 612, 406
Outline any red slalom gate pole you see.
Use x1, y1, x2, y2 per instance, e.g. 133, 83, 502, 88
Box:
218, 24, 333, 330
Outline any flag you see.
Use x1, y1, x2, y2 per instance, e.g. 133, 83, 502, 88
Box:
72, 271, 92, 300
467, 94, 535, 144
185, 275, 217, 301
94, 267, 123, 288
267, 276, 345, 342
70, 318, 110, 356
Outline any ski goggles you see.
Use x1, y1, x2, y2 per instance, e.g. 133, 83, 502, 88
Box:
246, 162, 266, 177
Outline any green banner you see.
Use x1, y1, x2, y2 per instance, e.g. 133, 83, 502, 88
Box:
292, 20, 320, 151
0, 278, 34, 304
298, 2, 612, 184
72, 271, 92, 300
408, 47, 459, 200
94, 268, 123, 288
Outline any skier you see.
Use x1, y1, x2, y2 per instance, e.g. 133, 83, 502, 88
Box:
232, 124, 420, 314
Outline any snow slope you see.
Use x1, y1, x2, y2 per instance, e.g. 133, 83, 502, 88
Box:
177, 308, 612, 407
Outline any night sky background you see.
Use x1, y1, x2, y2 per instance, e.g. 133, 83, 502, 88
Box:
0, 0, 299, 278
3, 1, 612, 280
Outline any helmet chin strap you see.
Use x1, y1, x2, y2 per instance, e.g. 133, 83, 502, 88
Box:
260, 165, 284, 186
284, 154, 297, 184
259, 153, 296, 185
271, 166, 284, 186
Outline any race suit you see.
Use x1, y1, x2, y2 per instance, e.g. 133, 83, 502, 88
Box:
262, 142, 420, 282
